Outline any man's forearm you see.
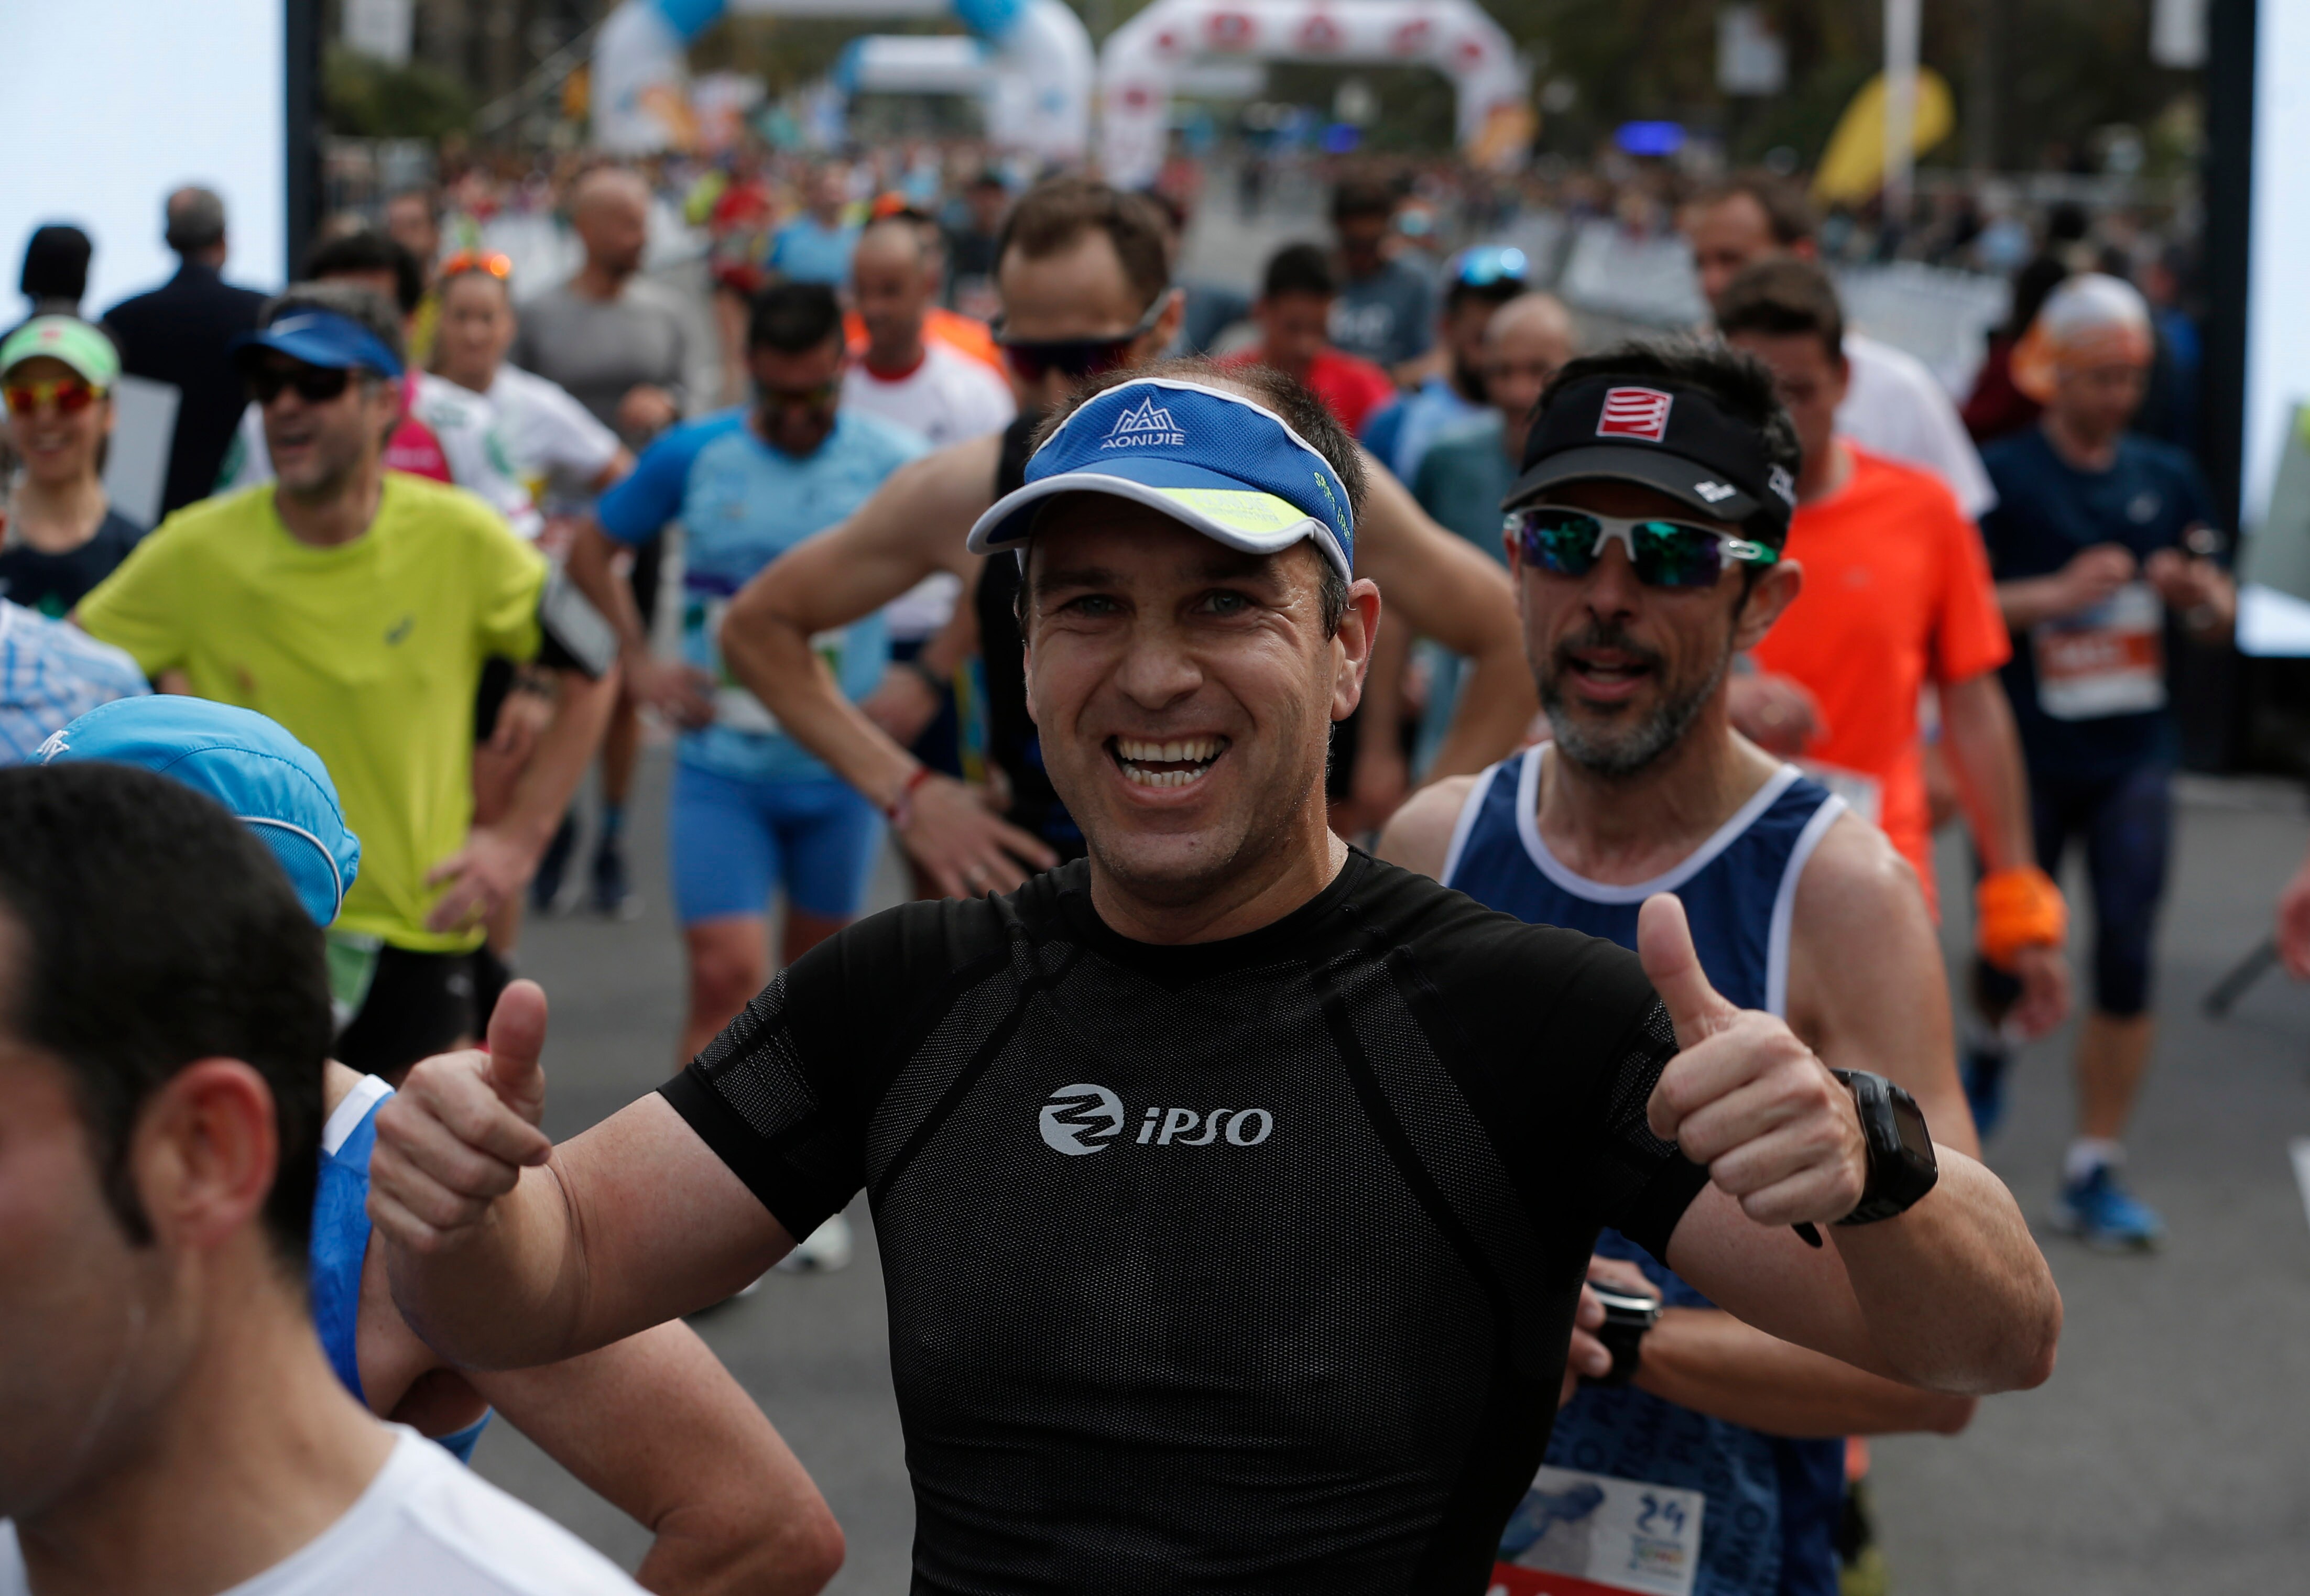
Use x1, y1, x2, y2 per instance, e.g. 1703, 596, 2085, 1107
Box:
1939, 673, 2036, 875
1637, 1307, 1975, 1438
495, 666, 619, 855
1995, 576, 2074, 632
568, 522, 655, 662
1831, 1146, 2062, 1395
723, 580, 920, 812
386, 1158, 591, 1370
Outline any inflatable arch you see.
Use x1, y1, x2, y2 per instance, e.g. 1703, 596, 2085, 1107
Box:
593, 0, 1093, 162
1098, 0, 1530, 190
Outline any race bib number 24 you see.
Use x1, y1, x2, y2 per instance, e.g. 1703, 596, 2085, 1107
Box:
1489, 1467, 1705, 1596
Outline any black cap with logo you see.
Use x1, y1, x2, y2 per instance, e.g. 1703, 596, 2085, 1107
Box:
1502, 375, 1799, 546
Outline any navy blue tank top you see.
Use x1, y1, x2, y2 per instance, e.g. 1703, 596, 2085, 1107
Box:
312, 1074, 493, 1464
1444, 744, 1848, 1596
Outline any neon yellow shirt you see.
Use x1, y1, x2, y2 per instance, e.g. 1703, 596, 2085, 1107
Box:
78, 476, 546, 952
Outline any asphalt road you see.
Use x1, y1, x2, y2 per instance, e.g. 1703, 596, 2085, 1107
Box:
474, 754, 2310, 1595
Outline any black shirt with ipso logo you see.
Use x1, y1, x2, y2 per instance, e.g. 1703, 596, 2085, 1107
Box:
662, 850, 1705, 1595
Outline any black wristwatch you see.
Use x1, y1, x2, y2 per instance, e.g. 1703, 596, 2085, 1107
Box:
1582, 1281, 1662, 1388
1831, 1068, 1939, 1225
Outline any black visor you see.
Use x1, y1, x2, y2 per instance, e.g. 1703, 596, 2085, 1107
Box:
1504, 375, 1797, 544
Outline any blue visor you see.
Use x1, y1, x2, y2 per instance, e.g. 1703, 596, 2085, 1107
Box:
229, 309, 403, 379
40, 698, 361, 928
966, 378, 1355, 578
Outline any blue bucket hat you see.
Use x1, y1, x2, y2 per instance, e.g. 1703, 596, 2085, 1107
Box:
40, 698, 361, 928
229, 307, 404, 379
966, 377, 1356, 578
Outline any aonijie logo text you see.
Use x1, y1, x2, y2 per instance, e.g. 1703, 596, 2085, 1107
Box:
1099, 395, 1185, 449
1038, 1083, 1274, 1155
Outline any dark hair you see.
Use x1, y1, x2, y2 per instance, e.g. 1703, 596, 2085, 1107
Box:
1261, 243, 1336, 302
747, 280, 844, 353
1715, 257, 1846, 365
2003, 254, 2071, 340
1693, 172, 1817, 247
1330, 177, 1396, 225
304, 232, 425, 316
263, 281, 408, 371
20, 225, 93, 303
164, 188, 227, 256
1025, 355, 1364, 635
1536, 339, 1803, 550
0, 765, 331, 1274
995, 178, 1171, 310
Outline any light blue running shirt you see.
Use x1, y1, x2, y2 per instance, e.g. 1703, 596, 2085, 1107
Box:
596, 406, 928, 785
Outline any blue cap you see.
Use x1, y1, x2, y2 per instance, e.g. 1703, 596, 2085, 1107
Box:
39, 698, 361, 928
229, 308, 404, 379
966, 377, 1355, 578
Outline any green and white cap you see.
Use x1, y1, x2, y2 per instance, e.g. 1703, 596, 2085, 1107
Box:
0, 315, 120, 388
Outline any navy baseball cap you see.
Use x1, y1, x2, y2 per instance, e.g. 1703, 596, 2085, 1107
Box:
229, 308, 404, 379
1505, 374, 1799, 544
40, 698, 361, 928
967, 377, 1356, 578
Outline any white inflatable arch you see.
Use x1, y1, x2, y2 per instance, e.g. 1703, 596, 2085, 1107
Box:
1098, 0, 1529, 190
594, 0, 1092, 163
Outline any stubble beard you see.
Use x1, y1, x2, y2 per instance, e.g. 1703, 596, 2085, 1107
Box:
1539, 629, 1735, 781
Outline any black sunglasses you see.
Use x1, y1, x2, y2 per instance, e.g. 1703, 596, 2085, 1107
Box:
1507, 505, 1778, 589
240, 357, 355, 407
993, 291, 1172, 382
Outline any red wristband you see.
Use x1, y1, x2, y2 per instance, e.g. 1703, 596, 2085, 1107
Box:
886, 766, 933, 829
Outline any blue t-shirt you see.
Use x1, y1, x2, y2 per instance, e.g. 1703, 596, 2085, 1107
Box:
1361, 376, 1487, 483
597, 407, 928, 783
1979, 427, 2217, 782
769, 217, 862, 286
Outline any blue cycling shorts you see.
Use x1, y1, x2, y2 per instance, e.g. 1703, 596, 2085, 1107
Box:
670, 763, 884, 925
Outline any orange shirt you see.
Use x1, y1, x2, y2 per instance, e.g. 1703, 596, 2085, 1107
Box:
1750, 444, 2010, 909
844, 307, 1006, 379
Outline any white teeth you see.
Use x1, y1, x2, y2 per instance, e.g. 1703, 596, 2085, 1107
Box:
1116, 737, 1223, 763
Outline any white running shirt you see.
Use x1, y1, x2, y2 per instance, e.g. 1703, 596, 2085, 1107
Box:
840, 341, 1017, 641
1836, 332, 1996, 519
482, 365, 623, 513
0, 1429, 643, 1596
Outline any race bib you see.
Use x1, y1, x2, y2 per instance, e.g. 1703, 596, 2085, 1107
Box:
687, 596, 845, 736
2032, 581, 2167, 721
1795, 759, 1882, 826
1491, 1468, 1704, 1596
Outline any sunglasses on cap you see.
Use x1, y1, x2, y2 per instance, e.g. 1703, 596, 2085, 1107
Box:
1452, 245, 1530, 288
440, 249, 514, 281
4, 376, 101, 417
993, 291, 1172, 384
1507, 505, 1778, 589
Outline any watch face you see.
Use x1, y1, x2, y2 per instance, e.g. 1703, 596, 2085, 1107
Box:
1890, 1091, 1934, 1163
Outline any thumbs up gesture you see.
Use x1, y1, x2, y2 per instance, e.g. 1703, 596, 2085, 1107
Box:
1638, 894, 1868, 1230
367, 979, 557, 1253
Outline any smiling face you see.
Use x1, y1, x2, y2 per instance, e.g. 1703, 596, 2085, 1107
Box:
2, 355, 111, 491
255, 356, 398, 500
1020, 499, 1373, 904
1514, 478, 1799, 777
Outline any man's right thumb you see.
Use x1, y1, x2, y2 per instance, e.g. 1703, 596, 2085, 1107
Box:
1637, 893, 1739, 1049
485, 978, 550, 1124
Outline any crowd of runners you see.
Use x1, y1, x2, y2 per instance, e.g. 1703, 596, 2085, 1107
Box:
0, 136, 2263, 1596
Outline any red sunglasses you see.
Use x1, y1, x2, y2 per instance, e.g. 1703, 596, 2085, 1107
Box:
3, 377, 100, 417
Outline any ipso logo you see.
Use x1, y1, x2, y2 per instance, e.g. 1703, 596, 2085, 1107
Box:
1039, 1083, 1274, 1156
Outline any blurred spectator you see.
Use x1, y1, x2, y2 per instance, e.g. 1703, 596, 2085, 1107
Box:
2132, 247, 2202, 455
385, 185, 446, 365
1361, 244, 1531, 483
102, 189, 268, 515
506, 165, 690, 919
1684, 172, 1996, 518
942, 169, 1010, 319
1220, 243, 1395, 433
0, 318, 145, 617
771, 162, 862, 288
1963, 255, 2069, 447
842, 219, 1013, 452
1409, 292, 1576, 561
1327, 178, 1435, 384
17, 225, 92, 322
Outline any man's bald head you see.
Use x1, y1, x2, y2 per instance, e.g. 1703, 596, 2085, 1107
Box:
853, 220, 932, 366
1483, 293, 1578, 446
571, 167, 649, 282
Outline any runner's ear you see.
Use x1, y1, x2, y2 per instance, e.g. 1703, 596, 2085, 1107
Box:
1732, 556, 1802, 652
